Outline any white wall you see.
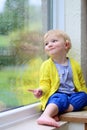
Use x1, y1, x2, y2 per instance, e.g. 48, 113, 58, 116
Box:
65, 0, 81, 63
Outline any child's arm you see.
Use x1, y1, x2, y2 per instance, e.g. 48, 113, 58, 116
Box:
28, 88, 43, 98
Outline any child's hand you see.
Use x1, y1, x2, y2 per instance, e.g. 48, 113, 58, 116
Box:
28, 88, 43, 98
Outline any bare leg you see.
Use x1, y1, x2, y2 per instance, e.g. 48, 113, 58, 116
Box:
65, 104, 74, 112
37, 103, 59, 128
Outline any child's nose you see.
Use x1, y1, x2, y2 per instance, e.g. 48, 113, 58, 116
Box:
48, 42, 53, 46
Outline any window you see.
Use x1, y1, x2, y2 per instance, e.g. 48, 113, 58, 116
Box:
0, 0, 53, 112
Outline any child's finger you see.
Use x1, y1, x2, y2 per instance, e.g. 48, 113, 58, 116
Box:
28, 89, 35, 93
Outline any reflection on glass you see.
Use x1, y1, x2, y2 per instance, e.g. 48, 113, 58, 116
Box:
0, 0, 47, 112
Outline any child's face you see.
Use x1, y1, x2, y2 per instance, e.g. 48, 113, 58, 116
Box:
44, 34, 67, 57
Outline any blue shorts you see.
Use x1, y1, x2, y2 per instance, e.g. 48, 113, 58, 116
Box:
46, 92, 87, 113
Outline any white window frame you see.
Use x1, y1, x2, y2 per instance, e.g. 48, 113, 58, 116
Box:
53, 0, 65, 30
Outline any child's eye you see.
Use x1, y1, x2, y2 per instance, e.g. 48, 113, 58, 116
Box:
52, 40, 58, 43
45, 42, 48, 46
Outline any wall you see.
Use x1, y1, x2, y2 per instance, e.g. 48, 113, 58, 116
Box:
81, 0, 87, 83
65, 0, 81, 63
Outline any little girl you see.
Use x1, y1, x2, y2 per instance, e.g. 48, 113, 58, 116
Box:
28, 29, 87, 128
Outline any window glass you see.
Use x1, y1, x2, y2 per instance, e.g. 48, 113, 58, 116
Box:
0, 0, 51, 112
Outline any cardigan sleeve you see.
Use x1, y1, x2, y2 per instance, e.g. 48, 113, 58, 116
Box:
70, 58, 87, 93
76, 63, 87, 93
39, 61, 51, 94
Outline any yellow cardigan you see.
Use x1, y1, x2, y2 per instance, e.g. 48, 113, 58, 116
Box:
39, 58, 87, 110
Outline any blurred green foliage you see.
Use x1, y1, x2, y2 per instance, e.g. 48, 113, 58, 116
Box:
0, 29, 44, 111
0, 0, 44, 111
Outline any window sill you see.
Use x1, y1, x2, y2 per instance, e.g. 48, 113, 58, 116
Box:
5, 113, 67, 130
0, 102, 41, 129
0, 102, 67, 130
1, 102, 86, 130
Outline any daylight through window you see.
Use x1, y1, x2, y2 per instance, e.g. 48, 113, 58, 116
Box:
0, 0, 52, 112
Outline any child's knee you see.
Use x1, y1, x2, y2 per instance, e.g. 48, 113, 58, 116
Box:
57, 98, 69, 113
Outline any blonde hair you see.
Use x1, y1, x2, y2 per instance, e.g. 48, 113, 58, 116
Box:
44, 29, 72, 52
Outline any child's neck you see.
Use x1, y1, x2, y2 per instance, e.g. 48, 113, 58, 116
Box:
52, 56, 68, 66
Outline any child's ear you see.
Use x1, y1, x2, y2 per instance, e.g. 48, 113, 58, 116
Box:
65, 40, 71, 49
